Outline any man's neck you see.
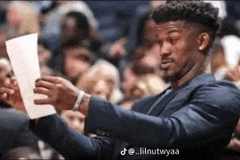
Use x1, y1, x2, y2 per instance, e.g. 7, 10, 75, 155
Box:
171, 61, 206, 88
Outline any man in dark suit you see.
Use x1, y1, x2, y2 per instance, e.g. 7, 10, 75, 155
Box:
2, 1, 240, 159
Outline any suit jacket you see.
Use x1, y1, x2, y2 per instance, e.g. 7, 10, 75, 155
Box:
30, 74, 240, 159
0, 107, 39, 159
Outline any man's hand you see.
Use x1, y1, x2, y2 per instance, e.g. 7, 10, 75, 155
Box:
34, 76, 80, 111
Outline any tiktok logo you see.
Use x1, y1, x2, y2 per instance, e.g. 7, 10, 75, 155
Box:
120, 148, 128, 155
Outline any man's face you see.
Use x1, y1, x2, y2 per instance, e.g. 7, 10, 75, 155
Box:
156, 20, 200, 83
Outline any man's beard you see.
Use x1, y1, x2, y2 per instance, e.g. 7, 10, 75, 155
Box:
162, 70, 182, 83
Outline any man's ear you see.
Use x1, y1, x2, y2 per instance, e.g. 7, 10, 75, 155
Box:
198, 32, 210, 51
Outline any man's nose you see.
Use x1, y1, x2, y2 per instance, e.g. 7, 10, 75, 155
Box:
160, 42, 171, 56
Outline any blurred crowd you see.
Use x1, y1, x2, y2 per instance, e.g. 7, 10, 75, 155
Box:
0, 0, 240, 159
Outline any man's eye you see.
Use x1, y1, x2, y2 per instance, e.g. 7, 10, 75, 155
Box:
169, 38, 178, 44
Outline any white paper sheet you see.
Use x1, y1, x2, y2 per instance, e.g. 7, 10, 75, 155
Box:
5, 33, 56, 119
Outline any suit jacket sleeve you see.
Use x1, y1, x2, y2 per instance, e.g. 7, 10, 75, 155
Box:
29, 114, 115, 160
85, 83, 240, 149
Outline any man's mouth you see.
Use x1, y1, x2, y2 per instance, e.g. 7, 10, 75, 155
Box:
160, 59, 173, 69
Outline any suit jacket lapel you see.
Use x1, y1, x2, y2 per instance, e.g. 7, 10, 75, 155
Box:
137, 91, 167, 114
146, 74, 216, 116
147, 88, 179, 116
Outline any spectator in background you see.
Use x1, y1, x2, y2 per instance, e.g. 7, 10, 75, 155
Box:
119, 15, 165, 106
6, 1, 39, 39
85, 1, 149, 69
132, 45, 160, 73
140, 18, 159, 48
60, 110, 96, 139
210, 36, 229, 83
130, 74, 167, 98
76, 59, 123, 103
121, 1, 166, 73
121, 64, 140, 98
223, 62, 240, 89
220, 19, 240, 88
0, 1, 10, 25
211, 18, 240, 89
123, 10, 163, 74
219, 18, 240, 67
48, 11, 99, 72
120, 61, 167, 109
62, 60, 123, 140
210, 37, 227, 75
52, 44, 95, 85
0, 57, 40, 159
0, 1, 40, 59
126, 16, 160, 72
0, 28, 7, 58
120, 73, 167, 110
60, 110, 85, 134
121, 54, 164, 99
38, 38, 54, 76
60, 12, 90, 48
0, 57, 23, 111
41, 0, 99, 51
132, 16, 159, 53
2, 146, 42, 160
38, 38, 64, 78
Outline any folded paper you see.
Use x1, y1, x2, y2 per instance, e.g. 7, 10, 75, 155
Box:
5, 33, 56, 119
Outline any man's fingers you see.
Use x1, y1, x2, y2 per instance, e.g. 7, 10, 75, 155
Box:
35, 80, 53, 89
37, 76, 61, 83
34, 98, 52, 105
33, 87, 50, 96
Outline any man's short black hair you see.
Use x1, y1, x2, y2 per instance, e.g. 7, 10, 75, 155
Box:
151, 1, 220, 43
